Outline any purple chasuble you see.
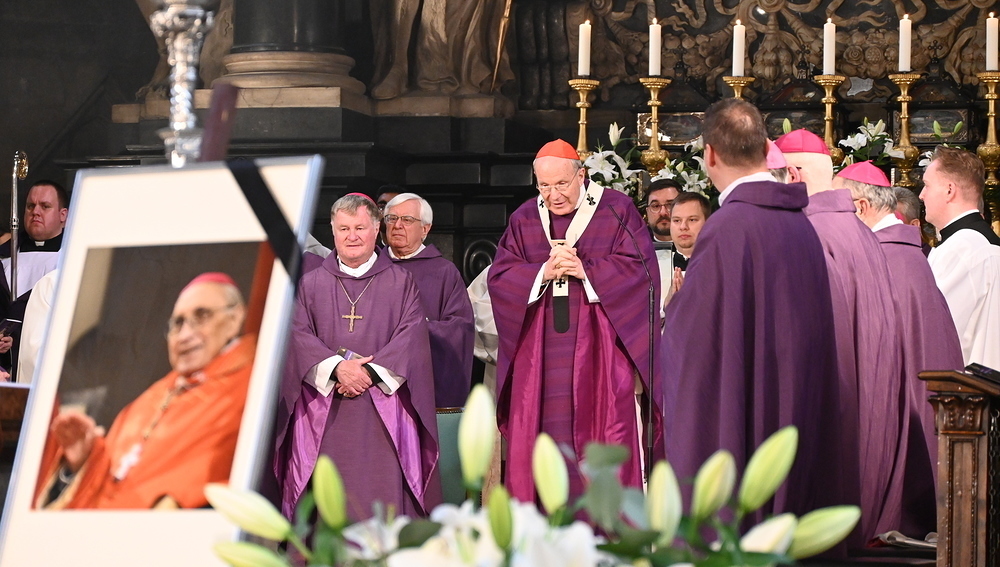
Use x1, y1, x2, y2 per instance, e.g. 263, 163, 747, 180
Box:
301, 251, 325, 274
274, 253, 442, 520
662, 181, 849, 535
384, 245, 475, 408
489, 188, 665, 505
804, 189, 906, 541
875, 223, 964, 536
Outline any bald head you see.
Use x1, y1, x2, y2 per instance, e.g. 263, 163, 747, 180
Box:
783, 153, 833, 195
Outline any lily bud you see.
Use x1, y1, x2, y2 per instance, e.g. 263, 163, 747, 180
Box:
458, 384, 497, 490
690, 450, 736, 522
487, 485, 513, 549
214, 541, 289, 567
313, 455, 348, 530
740, 513, 797, 554
738, 426, 798, 514
205, 484, 293, 541
646, 460, 682, 546
532, 432, 569, 515
787, 505, 861, 559
608, 122, 625, 147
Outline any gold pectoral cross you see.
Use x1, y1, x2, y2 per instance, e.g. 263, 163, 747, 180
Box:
342, 304, 363, 332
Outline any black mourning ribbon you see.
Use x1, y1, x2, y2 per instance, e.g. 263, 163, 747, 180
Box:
225, 158, 302, 283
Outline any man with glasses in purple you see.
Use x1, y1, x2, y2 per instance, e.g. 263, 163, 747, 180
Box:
489, 139, 664, 506
382, 192, 474, 408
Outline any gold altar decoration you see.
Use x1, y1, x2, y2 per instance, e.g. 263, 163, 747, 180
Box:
977, 72, 1000, 235
568, 78, 600, 161
638, 77, 673, 175
888, 73, 922, 188
722, 76, 755, 100
813, 74, 846, 167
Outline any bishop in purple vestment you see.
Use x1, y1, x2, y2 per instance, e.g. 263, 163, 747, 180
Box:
840, 161, 964, 536
275, 194, 442, 520
663, 101, 847, 534
489, 139, 664, 505
780, 131, 906, 541
383, 193, 474, 408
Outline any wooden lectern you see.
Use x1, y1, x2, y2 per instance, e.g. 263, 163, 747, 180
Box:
921, 369, 1000, 567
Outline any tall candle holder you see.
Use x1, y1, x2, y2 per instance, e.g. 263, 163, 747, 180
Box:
568, 78, 600, 161
813, 74, 846, 166
638, 77, 672, 174
888, 73, 922, 188
722, 75, 755, 99
978, 72, 1000, 234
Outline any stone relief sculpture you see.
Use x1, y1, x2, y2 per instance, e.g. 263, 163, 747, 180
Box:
134, 0, 234, 99
517, 0, 573, 110
369, 0, 513, 99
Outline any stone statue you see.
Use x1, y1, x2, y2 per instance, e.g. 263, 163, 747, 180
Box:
516, 0, 572, 110
134, 0, 235, 99
370, 0, 511, 99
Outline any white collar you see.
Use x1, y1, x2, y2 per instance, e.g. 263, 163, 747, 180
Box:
718, 171, 776, 206
871, 212, 903, 232
942, 209, 983, 230
338, 251, 378, 277
388, 243, 425, 260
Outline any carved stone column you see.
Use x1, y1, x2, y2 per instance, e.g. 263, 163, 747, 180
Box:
217, 0, 367, 106
921, 371, 1000, 567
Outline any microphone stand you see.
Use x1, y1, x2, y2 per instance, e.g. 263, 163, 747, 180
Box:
609, 205, 657, 482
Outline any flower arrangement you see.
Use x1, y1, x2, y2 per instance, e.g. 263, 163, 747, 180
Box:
206, 385, 860, 567
918, 120, 965, 167
837, 118, 904, 170
583, 123, 644, 203
651, 136, 714, 198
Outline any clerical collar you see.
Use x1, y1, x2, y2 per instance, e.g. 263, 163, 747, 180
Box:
718, 171, 776, 206
871, 212, 903, 233
939, 209, 1000, 246
338, 251, 378, 277
941, 209, 982, 232
388, 244, 425, 260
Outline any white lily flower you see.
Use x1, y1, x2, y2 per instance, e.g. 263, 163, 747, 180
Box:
608, 122, 624, 147
343, 515, 412, 560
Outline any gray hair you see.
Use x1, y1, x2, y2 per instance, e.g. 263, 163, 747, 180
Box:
892, 186, 921, 223
384, 192, 433, 225
841, 178, 896, 214
532, 156, 583, 173
769, 167, 789, 183
331, 194, 380, 225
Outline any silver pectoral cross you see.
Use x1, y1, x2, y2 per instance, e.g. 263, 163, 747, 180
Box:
342, 304, 363, 332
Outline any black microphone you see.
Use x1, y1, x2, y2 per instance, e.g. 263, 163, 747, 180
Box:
609, 205, 658, 481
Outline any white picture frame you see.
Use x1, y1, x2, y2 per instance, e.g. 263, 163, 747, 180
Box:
0, 155, 323, 566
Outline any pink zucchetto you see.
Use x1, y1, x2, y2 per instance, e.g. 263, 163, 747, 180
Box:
182, 272, 237, 293
535, 139, 581, 160
774, 129, 830, 156
836, 160, 891, 187
766, 140, 787, 169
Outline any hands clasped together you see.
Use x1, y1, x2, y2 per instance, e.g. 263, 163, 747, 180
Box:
335, 355, 374, 398
544, 245, 588, 283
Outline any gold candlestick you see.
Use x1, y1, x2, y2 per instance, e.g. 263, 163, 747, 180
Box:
568, 78, 600, 161
978, 72, 1000, 236
639, 76, 673, 175
813, 74, 846, 167
888, 73, 922, 188
722, 75, 755, 99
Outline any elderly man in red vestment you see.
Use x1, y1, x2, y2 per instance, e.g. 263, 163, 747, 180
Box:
489, 139, 663, 504
838, 160, 964, 536
778, 129, 906, 541
34, 273, 256, 509
276, 193, 441, 520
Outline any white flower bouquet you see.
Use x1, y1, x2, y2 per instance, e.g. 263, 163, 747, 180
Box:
651, 137, 714, 199
837, 118, 904, 170
583, 123, 644, 202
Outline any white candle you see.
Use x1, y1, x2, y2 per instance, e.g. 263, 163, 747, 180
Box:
578, 20, 592, 77
988, 13, 998, 71
649, 18, 662, 76
899, 14, 911, 72
823, 18, 836, 75
732, 19, 746, 76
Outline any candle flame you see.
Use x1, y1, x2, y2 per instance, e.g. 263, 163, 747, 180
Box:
903, 14, 909, 20
652, 18, 658, 25
827, 18, 832, 24
736, 19, 741, 25
585, 19, 590, 25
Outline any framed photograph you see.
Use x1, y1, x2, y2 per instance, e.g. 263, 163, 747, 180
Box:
636, 112, 704, 146
0, 156, 322, 566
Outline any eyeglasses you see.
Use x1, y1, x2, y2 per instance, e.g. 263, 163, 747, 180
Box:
167, 304, 237, 337
647, 203, 674, 213
536, 180, 575, 194
383, 214, 421, 226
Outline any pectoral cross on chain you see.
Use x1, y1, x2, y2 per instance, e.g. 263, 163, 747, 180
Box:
342, 304, 363, 332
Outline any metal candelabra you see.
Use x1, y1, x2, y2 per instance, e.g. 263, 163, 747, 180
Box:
722, 75, 755, 99
568, 79, 600, 161
813, 74, 846, 167
888, 73, 921, 188
638, 77, 672, 175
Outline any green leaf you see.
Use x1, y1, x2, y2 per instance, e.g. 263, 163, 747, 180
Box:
581, 467, 624, 532
294, 491, 316, 541
397, 520, 443, 549
311, 519, 339, 566
584, 443, 630, 468
647, 547, 690, 567
739, 551, 795, 565
621, 487, 649, 530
